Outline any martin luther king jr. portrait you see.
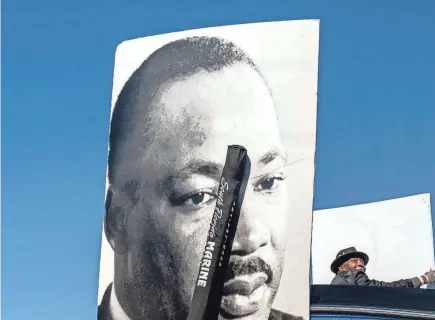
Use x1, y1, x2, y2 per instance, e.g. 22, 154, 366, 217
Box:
97, 21, 319, 320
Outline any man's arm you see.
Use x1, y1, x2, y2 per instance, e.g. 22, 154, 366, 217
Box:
354, 271, 422, 288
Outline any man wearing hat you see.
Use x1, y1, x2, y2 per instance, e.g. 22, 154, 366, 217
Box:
330, 247, 435, 287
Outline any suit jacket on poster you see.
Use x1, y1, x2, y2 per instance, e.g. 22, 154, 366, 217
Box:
98, 283, 304, 320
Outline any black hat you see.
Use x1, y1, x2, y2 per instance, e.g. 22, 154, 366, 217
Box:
330, 247, 369, 273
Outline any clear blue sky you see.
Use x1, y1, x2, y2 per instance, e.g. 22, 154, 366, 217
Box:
2, 0, 435, 319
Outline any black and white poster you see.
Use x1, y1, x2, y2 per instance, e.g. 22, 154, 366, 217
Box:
98, 20, 320, 320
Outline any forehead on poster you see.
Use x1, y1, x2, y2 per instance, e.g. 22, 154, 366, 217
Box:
98, 20, 319, 320
106, 35, 280, 187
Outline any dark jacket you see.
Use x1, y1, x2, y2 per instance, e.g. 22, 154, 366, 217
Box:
98, 283, 304, 320
330, 270, 422, 288
268, 308, 304, 320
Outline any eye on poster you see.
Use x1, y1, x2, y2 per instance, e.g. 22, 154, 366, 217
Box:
311, 194, 434, 288
98, 20, 320, 320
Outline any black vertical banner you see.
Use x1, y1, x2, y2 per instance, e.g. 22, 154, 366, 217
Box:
186, 145, 250, 320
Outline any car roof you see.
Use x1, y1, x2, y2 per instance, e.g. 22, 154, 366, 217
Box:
310, 285, 435, 319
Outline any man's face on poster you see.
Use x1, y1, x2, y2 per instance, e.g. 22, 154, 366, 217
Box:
111, 63, 289, 319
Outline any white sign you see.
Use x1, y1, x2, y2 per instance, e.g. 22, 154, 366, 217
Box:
312, 194, 434, 287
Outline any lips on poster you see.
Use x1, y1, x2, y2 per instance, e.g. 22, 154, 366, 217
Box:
97, 20, 320, 320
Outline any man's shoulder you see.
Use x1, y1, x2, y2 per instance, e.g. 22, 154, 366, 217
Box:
343, 270, 368, 277
269, 308, 305, 320
331, 270, 368, 285
330, 271, 349, 284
